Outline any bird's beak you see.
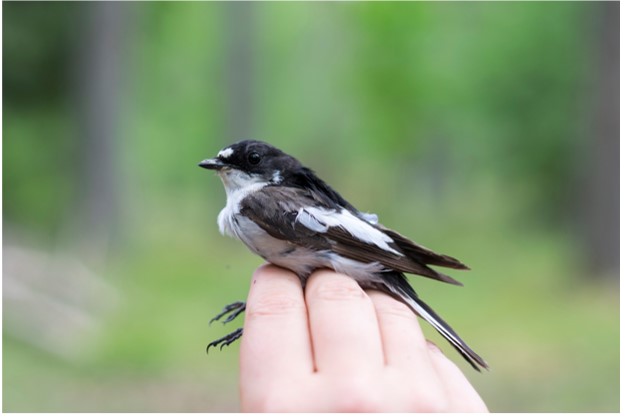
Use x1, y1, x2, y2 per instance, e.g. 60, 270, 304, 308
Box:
198, 158, 227, 171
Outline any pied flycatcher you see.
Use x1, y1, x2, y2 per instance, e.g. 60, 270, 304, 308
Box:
199, 139, 487, 371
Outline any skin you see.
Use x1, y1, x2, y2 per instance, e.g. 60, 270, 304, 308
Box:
239, 264, 489, 412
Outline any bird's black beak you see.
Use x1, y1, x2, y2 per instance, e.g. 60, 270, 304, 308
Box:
198, 158, 227, 171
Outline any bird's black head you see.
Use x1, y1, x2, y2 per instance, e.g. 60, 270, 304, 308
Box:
199, 139, 302, 186
200, 139, 359, 212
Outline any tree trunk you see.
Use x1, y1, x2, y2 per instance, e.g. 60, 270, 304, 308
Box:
73, 2, 131, 267
579, 1, 619, 279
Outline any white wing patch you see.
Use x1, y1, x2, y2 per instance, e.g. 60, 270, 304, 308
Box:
295, 208, 327, 232
296, 207, 402, 256
360, 212, 379, 224
217, 147, 234, 159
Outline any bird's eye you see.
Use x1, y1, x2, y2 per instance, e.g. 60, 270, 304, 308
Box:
247, 152, 261, 165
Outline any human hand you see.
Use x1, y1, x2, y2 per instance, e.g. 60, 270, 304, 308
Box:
239, 264, 488, 412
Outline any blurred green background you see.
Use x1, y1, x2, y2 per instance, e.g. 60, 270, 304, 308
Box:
3, 1, 619, 412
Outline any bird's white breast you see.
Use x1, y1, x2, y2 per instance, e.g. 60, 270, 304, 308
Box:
217, 170, 268, 237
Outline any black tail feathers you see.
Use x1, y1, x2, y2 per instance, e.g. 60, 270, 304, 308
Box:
381, 272, 488, 371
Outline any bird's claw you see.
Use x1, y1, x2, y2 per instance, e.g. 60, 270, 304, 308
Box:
206, 328, 243, 353
209, 301, 246, 325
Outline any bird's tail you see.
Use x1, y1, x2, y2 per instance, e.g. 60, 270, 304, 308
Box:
381, 272, 488, 371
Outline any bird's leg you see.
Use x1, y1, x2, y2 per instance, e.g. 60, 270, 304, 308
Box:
206, 328, 243, 352
209, 301, 247, 325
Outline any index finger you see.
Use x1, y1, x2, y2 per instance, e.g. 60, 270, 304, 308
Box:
239, 265, 314, 396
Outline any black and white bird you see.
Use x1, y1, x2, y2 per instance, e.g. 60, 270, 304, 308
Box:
199, 139, 487, 371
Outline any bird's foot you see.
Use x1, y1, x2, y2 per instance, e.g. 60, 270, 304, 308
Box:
206, 328, 243, 352
209, 301, 247, 325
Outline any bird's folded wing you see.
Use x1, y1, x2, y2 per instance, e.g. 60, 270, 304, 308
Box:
240, 187, 464, 285
239, 187, 329, 245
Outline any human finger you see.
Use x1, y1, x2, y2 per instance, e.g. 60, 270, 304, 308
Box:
426, 341, 489, 412
240, 264, 314, 406
305, 269, 385, 375
367, 291, 439, 376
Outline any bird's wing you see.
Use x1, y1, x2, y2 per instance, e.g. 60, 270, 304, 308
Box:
283, 168, 469, 271
239, 187, 327, 245
240, 187, 465, 286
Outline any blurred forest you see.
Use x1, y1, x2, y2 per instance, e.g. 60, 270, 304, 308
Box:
3, 1, 619, 412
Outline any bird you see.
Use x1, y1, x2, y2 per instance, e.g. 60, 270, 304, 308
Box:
199, 139, 487, 371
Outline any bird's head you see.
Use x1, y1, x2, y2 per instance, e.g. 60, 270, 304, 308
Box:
199, 140, 299, 193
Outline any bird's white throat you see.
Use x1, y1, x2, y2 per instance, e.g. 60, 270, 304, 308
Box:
217, 169, 268, 237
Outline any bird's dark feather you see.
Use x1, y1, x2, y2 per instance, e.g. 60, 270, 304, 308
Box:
379, 227, 469, 270
282, 167, 360, 213
240, 188, 323, 243
283, 167, 470, 271
239, 186, 466, 286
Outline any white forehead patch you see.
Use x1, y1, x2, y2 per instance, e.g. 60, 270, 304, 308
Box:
217, 147, 234, 159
